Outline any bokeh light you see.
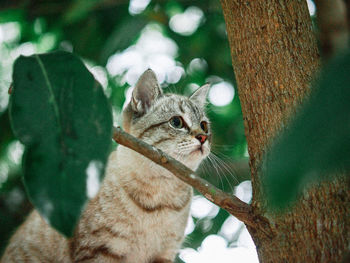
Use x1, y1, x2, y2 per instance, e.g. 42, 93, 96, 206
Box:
169, 7, 204, 36
0, 22, 21, 43
191, 195, 219, 219
209, 81, 235, 107
128, 0, 151, 15
180, 234, 258, 263
219, 215, 243, 241
106, 24, 181, 85
234, 180, 252, 203
307, 0, 316, 16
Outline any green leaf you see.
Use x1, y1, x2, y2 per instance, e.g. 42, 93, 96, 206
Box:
9, 51, 113, 236
264, 50, 350, 210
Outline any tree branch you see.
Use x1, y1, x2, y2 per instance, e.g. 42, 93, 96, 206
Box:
113, 127, 273, 237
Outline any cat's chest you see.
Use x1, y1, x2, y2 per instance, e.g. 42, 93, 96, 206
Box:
130, 205, 186, 237
116, 207, 188, 261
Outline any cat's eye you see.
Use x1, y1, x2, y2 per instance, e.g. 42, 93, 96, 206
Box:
170, 116, 184, 129
200, 121, 208, 133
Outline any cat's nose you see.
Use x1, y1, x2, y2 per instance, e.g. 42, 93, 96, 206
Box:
195, 134, 207, 144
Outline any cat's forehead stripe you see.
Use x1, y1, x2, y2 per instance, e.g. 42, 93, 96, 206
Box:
149, 95, 204, 124
179, 100, 185, 114
182, 100, 201, 121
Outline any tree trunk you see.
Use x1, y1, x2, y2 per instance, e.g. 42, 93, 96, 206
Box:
220, 0, 349, 262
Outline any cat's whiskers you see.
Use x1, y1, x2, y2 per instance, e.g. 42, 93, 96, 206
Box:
210, 149, 241, 184
177, 142, 240, 193
211, 143, 237, 150
177, 144, 197, 154
177, 142, 194, 149
175, 149, 192, 161
177, 147, 196, 154
210, 152, 238, 192
205, 154, 225, 190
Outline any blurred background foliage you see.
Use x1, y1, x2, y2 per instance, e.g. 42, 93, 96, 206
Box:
0, 0, 316, 262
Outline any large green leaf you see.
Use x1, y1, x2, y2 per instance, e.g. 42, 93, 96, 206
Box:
9, 51, 113, 236
264, 51, 350, 210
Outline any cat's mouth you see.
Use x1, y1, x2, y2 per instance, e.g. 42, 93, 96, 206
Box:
198, 146, 204, 154
192, 145, 204, 155
176, 143, 209, 160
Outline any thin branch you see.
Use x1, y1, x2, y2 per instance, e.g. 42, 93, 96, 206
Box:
113, 127, 273, 237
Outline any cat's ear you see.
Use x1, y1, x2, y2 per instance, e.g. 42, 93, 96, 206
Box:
131, 69, 162, 115
190, 84, 210, 107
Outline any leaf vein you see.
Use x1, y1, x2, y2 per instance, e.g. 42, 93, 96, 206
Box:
35, 54, 61, 128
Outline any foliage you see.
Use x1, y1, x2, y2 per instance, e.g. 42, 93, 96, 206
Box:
10, 51, 112, 236
264, 50, 350, 210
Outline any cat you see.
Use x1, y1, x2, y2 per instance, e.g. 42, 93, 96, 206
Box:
1, 69, 211, 263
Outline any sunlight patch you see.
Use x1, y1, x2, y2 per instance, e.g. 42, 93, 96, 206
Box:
14, 42, 36, 57
307, 0, 316, 16
234, 180, 252, 203
0, 161, 9, 186
169, 7, 204, 36
106, 24, 181, 85
166, 65, 184, 84
185, 215, 195, 235
129, 0, 151, 15
188, 58, 208, 75
180, 234, 259, 263
209, 81, 235, 107
86, 160, 103, 199
0, 22, 21, 44
236, 227, 256, 249
191, 195, 219, 219
7, 141, 24, 165
219, 215, 243, 240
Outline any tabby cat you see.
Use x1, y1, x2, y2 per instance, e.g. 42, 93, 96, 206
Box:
1, 69, 211, 263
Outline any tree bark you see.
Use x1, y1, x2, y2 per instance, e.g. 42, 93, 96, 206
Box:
220, 0, 349, 262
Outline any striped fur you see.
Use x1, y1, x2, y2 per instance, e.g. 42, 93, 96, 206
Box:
1, 69, 210, 263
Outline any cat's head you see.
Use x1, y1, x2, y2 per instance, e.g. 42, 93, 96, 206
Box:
123, 69, 211, 171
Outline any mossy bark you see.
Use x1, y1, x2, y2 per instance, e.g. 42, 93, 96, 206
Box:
220, 0, 349, 262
